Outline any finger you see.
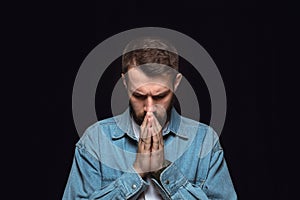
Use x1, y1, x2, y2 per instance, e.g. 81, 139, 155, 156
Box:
159, 137, 164, 150
145, 116, 152, 137
138, 138, 145, 152
152, 115, 164, 149
140, 114, 148, 134
150, 126, 160, 152
152, 138, 159, 151
141, 136, 151, 150
152, 114, 162, 133
144, 142, 152, 151
140, 115, 151, 142
142, 117, 152, 150
152, 116, 162, 138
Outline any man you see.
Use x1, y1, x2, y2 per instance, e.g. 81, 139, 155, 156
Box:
63, 38, 237, 199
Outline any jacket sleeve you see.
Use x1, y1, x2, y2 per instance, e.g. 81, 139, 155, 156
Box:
62, 145, 149, 200
152, 142, 237, 200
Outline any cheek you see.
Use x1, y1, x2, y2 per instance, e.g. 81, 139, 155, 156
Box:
157, 96, 173, 112
160, 101, 170, 110
130, 98, 144, 111
161, 95, 173, 107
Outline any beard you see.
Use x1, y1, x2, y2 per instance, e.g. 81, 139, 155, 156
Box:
129, 95, 174, 127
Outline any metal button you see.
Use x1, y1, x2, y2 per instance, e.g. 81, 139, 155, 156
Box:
165, 180, 170, 184
132, 184, 137, 189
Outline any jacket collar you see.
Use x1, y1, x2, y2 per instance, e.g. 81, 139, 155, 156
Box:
112, 107, 189, 140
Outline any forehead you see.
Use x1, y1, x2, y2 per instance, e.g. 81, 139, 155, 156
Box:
126, 67, 173, 92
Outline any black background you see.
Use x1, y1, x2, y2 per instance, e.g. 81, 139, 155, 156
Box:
5, 0, 298, 199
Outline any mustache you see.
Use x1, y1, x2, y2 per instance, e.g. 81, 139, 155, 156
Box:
129, 105, 170, 127
140, 112, 166, 126
140, 111, 159, 119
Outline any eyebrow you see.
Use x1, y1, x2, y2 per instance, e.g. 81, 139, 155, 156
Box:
131, 89, 171, 96
153, 89, 171, 97
130, 90, 145, 96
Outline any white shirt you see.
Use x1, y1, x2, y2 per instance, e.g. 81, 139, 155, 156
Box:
131, 118, 165, 200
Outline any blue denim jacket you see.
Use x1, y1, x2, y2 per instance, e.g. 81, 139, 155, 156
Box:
63, 108, 237, 199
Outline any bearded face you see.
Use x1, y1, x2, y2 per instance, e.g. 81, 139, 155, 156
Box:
129, 94, 174, 127
123, 66, 182, 128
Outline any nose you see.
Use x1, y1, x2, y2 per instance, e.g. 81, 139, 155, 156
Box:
144, 96, 155, 112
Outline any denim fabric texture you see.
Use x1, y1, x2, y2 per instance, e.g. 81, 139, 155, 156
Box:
63, 108, 237, 199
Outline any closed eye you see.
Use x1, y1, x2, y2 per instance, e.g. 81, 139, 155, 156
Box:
152, 90, 170, 100
152, 94, 167, 100
132, 93, 147, 100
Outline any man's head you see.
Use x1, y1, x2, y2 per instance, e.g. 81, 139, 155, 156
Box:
121, 37, 182, 126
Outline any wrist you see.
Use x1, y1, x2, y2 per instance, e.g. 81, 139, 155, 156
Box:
151, 160, 171, 181
133, 163, 147, 179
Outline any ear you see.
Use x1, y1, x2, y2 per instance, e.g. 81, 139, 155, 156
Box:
121, 73, 127, 89
173, 73, 182, 92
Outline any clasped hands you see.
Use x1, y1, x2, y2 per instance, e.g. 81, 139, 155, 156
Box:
133, 111, 165, 178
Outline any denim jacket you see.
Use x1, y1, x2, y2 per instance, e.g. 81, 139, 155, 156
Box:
63, 108, 237, 199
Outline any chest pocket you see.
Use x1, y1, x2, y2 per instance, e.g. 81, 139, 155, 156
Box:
100, 164, 123, 188
174, 154, 209, 189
